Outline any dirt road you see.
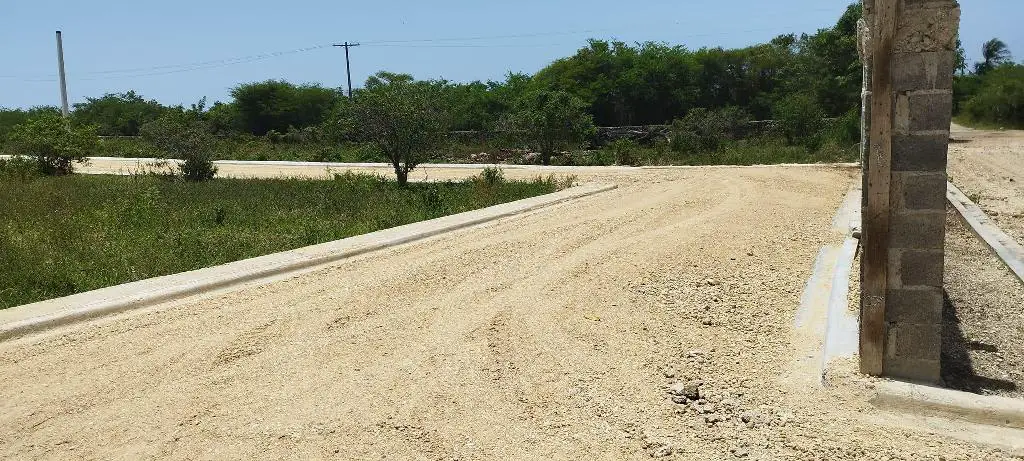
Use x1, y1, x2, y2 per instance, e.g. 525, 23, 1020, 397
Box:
949, 123, 1024, 243
0, 166, 1013, 459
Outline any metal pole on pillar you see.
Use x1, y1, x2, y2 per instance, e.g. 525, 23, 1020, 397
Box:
55, 31, 71, 121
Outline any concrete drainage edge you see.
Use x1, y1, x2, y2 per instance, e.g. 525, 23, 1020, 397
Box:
947, 181, 1024, 284
872, 380, 1024, 429
0, 183, 616, 342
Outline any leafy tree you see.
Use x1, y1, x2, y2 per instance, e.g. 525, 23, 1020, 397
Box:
975, 39, 1013, 75
230, 80, 344, 135
505, 90, 596, 165
670, 107, 749, 153
0, 106, 60, 144
955, 38, 969, 75
962, 64, 1024, 128
352, 72, 451, 185
773, 92, 826, 148
71, 91, 168, 136
6, 113, 99, 175
140, 113, 217, 181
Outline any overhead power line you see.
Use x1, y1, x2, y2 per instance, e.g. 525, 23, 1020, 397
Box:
1, 11, 846, 82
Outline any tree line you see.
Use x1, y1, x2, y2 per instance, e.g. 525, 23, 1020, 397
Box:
2, 3, 1020, 183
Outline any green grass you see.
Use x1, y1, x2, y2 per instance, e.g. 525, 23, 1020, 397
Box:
93, 135, 861, 166
0, 171, 561, 309
554, 138, 859, 167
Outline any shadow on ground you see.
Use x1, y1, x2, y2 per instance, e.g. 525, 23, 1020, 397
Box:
941, 290, 1018, 394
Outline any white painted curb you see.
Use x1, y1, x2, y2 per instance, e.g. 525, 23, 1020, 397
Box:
0, 183, 616, 342
2, 155, 860, 173
947, 181, 1024, 284
873, 380, 1024, 429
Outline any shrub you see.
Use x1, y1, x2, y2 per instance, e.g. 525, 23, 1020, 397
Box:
608, 139, 641, 166
479, 166, 505, 186
352, 72, 451, 185
503, 89, 596, 166
6, 113, 98, 175
140, 114, 217, 181
669, 107, 749, 154
773, 93, 826, 149
0, 155, 39, 180
962, 64, 1024, 128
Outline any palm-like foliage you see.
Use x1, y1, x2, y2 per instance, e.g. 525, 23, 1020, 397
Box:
975, 39, 1013, 75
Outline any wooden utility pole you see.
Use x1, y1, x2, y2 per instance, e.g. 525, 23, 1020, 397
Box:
860, 0, 899, 376
55, 30, 70, 120
333, 42, 361, 99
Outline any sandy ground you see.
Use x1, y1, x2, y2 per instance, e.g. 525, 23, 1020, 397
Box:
943, 208, 1024, 398
0, 165, 1017, 460
949, 123, 1024, 243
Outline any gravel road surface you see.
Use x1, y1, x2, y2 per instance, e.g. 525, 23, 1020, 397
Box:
949, 123, 1024, 243
0, 165, 1015, 459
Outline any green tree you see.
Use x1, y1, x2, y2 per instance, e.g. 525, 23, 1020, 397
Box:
352, 72, 451, 185
230, 80, 344, 135
975, 38, 1013, 75
773, 93, 826, 148
6, 113, 99, 175
505, 90, 596, 165
0, 106, 60, 144
963, 64, 1024, 128
140, 113, 217, 181
71, 91, 168, 136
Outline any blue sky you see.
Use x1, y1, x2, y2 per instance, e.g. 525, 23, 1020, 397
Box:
1, 0, 1021, 109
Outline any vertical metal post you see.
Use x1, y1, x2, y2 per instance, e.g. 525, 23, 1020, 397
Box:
56, 31, 71, 120
345, 42, 354, 99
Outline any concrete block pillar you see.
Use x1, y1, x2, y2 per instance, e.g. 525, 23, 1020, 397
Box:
860, 0, 960, 384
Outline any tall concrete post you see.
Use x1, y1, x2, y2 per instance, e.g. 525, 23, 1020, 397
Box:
860, 0, 960, 383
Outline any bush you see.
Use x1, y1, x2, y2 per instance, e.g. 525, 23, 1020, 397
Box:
140, 115, 217, 181
352, 72, 451, 185
478, 166, 504, 186
962, 65, 1024, 128
503, 89, 596, 166
669, 107, 749, 154
608, 139, 641, 166
6, 114, 99, 175
773, 93, 826, 149
0, 155, 39, 180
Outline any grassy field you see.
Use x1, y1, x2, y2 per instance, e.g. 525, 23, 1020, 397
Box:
93, 136, 860, 166
0, 171, 562, 309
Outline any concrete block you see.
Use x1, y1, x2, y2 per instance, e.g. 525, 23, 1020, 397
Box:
893, 172, 948, 211
900, 250, 945, 286
908, 92, 953, 132
894, 6, 961, 53
902, 0, 958, 10
884, 357, 941, 384
889, 211, 945, 249
886, 287, 943, 324
892, 51, 955, 92
892, 134, 948, 172
887, 322, 942, 361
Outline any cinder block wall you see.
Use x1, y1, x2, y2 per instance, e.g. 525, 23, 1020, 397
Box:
860, 0, 960, 383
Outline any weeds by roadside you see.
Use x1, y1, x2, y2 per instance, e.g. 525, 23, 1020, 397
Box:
0, 172, 560, 309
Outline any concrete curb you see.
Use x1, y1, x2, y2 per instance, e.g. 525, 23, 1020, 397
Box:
0, 183, 616, 342
821, 237, 860, 370
2, 155, 860, 173
872, 380, 1024, 429
947, 181, 1024, 284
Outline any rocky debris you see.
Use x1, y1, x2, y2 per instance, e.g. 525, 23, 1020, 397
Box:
522, 152, 541, 164
667, 379, 703, 400
651, 444, 674, 458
